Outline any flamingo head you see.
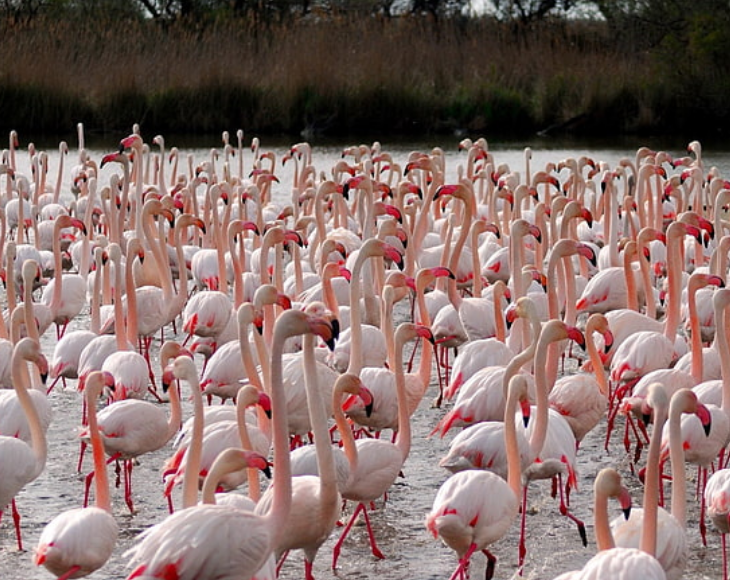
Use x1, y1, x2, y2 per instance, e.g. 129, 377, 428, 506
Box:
565, 325, 586, 352
257, 391, 273, 419
695, 402, 713, 437
520, 398, 531, 428
382, 243, 404, 271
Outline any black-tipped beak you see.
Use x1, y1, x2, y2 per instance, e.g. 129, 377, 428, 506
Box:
262, 464, 272, 479
365, 400, 374, 418
622, 506, 631, 520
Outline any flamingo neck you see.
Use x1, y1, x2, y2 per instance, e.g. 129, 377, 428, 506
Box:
639, 394, 667, 556
181, 374, 205, 510
394, 332, 411, 461
11, 346, 46, 475
504, 382, 523, 500
87, 386, 112, 512
668, 395, 688, 528
264, 328, 292, 549
593, 483, 616, 551
236, 394, 260, 503
303, 332, 339, 506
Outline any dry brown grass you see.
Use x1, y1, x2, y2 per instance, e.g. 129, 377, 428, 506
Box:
0, 15, 692, 138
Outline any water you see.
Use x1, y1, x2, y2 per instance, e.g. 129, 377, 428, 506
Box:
0, 133, 727, 579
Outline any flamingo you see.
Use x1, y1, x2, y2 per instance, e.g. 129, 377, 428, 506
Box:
34, 371, 118, 579
39, 214, 88, 339
124, 309, 338, 580
332, 322, 434, 569
425, 373, 525, 580
548, 312, 610, 445
554, 469, 666, 580
162, 384, 271, 510
431, 295, 542, 437
101, 237, 152, 401
81, 342, 190, 514
613, 386, 711, 579
255, 303, 340, 580
199, 448, 276, 580
0, 338, 49, 550
608, 222, 702, 403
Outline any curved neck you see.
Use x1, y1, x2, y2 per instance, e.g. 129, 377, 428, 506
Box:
593, 483, 616, 551
586, 319, 609, 397
345, 249, 373, 376
623, 250, 639, 312
12, 346, 46, 475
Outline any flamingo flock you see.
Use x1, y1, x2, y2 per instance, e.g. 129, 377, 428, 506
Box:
2, 127, 730, 580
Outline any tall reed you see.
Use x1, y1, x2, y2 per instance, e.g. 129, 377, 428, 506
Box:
0, 15, 710, 138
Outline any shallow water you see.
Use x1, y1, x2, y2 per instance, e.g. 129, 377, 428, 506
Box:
1, 135, 728, 579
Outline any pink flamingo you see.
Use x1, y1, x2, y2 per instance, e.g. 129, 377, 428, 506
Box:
548, 312, 610, 445
425, 373, 525, 580
332, 322, 434, 569
554, 468, 666, 580
614, 385, 711, 579
0, 338, 49, 550
34, 371, 118, 579
39, 214, 87, 338
81, 341, 190, 514
255, 303, 341, 580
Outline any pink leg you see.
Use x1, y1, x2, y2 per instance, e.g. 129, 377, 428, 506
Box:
557, 474, 587, 547
304, 558, 315, 580
448, 542, 476, 580
333, 502, 364, 569
84, 470, 95, 508
124, 459, 135, 514
11, 498, 23, 550
332, 502, 384, 569
56, 565, 82, 580
276, 550, 290, 576
359, 503, 385, 559
518, 485, 528, 569
723, 532, 729, 580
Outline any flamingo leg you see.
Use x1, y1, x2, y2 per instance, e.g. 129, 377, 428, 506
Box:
557, 474, 587, 547
332, 502, 364, 569
332, 501, 384, 569
124, 459, 135, 514
360, 502, 385, 559
449, 542, 476, 580
518, 485, 528, 569
11, 498, 23, 550
276, 549, 290, 576
699, 466, 708, 546
722, 532, 729, 580
56, 565, 82, 580
481, 548, 497, 580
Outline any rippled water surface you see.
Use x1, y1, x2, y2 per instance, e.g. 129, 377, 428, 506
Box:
1, 134, 728, 579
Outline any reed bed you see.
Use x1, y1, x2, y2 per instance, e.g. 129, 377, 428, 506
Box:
0, 15, 710, 138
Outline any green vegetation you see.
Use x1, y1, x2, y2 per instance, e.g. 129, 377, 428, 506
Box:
1, 0, 729, 140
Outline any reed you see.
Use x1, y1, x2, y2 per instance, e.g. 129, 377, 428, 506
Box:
0, 14, 718, 138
